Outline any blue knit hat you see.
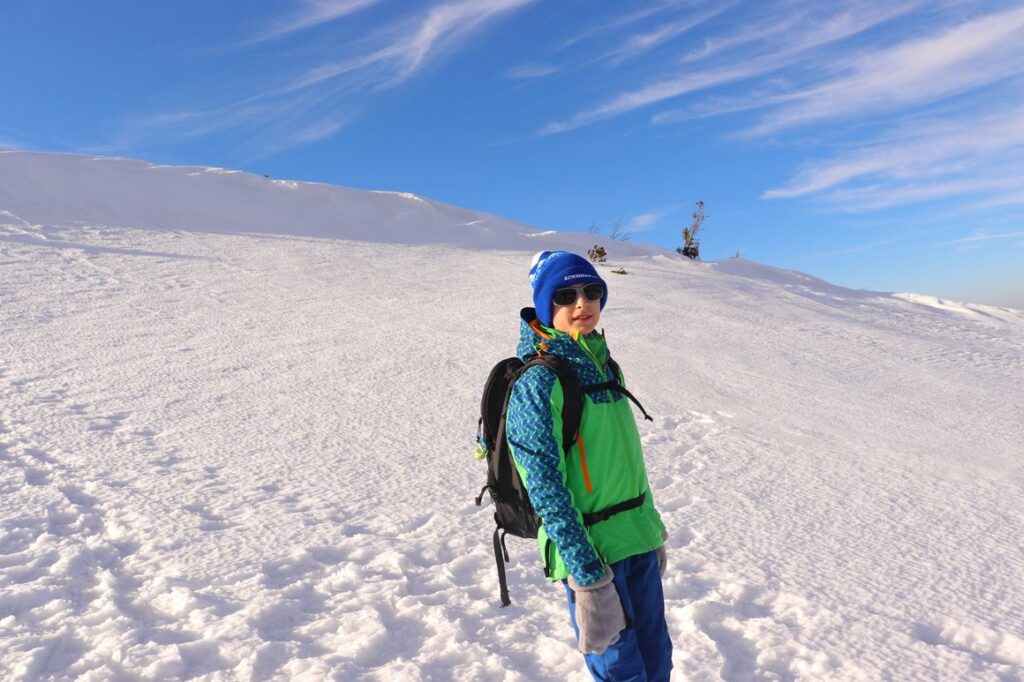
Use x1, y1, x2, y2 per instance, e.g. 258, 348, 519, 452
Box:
529, 250, 608, 327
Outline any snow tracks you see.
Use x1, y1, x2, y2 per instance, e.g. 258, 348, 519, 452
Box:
638, 411, 855, 680
0, 388, 182, 678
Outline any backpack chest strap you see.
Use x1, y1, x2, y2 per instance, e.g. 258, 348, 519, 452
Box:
581, 492, 647, 526
581, 381, 654, 422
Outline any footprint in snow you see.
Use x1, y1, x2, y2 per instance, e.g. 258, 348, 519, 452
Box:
915, 619, 1024, 668
668, 524, 696, 549
655, 489, 693, 513
59, 484, 98, 508
150, 452, 184, 469
674, 579, 843, 680
24, 447, 55, 464
23, 466, 50, 486
398, 513, 437, 534
87, 411, 133, 433
183, 502, 235, 532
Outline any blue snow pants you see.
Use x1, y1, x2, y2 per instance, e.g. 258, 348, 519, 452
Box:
563, 550, 672, 681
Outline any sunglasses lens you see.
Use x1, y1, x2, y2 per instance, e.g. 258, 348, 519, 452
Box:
552, 288, 578, 306
553, 283, 604, 306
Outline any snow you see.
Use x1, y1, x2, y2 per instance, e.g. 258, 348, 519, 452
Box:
2, 150, 1023, 680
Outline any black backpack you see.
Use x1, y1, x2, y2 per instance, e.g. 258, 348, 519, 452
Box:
474, 353, 651, 607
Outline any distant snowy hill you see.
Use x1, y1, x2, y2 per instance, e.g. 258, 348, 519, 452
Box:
2, 151, 1023, 680
0, 150, 661, 255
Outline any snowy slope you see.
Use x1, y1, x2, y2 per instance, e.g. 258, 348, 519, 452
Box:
2, 151, 1023, 681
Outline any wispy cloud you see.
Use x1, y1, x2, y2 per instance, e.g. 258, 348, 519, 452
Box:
277, 0, 538, 91
539, 1, 921, 135
978, 190, 1024, 208
245, 0, 384, 44
120, 0, 536, 157
765, 105, 1024, 198
764, 102, 1024, 210
599, 5, 733, 65
560, 1, 694, 49
378, 0, 538, 85
505, 3, 730, 87
800, 232, 925, 260
506, 62, 560, 79
823, 175, 1024, 212
602, 3, 1024, 212
651, 87, 797, 126
538, 60, 769, 135
936, 230, 1024, 246
680, 6, 809, 64
623, 211, 666, 231
280, 114, 353, 147
747, 5, 1024, 136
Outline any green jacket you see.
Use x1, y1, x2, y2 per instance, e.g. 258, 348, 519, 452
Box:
505, 307, 665, 585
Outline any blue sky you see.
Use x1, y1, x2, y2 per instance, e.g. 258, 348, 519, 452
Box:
3, 0, 1023, 308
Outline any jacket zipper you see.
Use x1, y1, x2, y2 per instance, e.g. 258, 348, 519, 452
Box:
574, 336, 612, 493
576, 429, 594, 493
577, 337, 613, 401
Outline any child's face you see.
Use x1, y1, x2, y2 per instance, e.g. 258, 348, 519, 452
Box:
550, 285, 601, 336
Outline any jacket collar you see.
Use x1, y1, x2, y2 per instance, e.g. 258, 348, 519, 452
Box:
517, 307, 606, 365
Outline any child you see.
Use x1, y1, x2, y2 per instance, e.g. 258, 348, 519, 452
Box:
505, 250, 672, 681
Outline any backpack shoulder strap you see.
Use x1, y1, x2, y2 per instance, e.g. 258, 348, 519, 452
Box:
478, 357, 525, 455
581, 356, 654, 422
607, 357, 622, 382
521, 354, 583, 455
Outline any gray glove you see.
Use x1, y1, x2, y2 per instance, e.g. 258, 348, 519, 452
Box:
568, 568, 627, 654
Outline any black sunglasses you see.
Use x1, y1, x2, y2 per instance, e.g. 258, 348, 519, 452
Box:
552, 283, 604, 306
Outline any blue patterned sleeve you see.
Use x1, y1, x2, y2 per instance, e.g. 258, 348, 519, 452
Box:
505, 365, 605, 585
